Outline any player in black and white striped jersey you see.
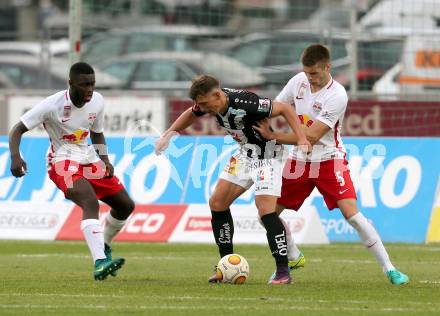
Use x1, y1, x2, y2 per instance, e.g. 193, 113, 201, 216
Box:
156, 74, 311, 284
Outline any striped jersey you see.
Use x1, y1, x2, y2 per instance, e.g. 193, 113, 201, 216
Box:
192, 88, 281, 158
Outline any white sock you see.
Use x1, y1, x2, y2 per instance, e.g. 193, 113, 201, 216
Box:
81, 219, 106, 263
104, 212, 127, 245
280, 218, 301, 261
348, 212, 395, 273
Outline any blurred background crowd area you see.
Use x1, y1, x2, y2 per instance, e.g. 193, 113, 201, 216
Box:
0, 0, 440, 136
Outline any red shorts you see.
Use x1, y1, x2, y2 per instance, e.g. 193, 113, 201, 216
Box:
278, 159, 357, 211
48, 160, 124, 199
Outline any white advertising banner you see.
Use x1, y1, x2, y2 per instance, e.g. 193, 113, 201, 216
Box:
169, 204, 329, 244
7, 95, 166, 136
0, 201, 73, 240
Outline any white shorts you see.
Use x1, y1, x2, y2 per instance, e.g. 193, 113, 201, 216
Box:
219, 149, 286, 196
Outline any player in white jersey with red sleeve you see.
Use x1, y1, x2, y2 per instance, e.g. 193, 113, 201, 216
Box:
8, 62, 135, 280
255, 44, 409, 285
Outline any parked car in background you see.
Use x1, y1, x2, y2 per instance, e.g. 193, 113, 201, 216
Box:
287, 5, 352, 31
0, 72, 15, 89
0, 55, 123, 90
333, 37, 404, 90
372, 62, 401, 97
221, 31, 348, 88
223, 30, 403, 91
96, 51, 265, 90
80, 25, 234, 64
359, 0, 440, 35
286, 0, 381, 31
0, 39, 69, 59
374, 33, 440, 96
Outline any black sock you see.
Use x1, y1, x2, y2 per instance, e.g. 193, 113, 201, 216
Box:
211, 209, 234, 258
261, 212, 288, 267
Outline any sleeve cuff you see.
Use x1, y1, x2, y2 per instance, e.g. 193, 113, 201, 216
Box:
316, 117, 335, 129
20, 117, 32, 130
90, 128, 104, 133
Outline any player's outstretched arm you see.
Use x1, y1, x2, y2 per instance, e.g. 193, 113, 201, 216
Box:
90, 131, 114, 178
9, 122, 29, 177
155, 108, 197, 155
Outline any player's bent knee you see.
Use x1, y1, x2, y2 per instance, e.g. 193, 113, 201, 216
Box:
209, 196, 228, 211
66, 188, 96, 205
255, 198, 277, 216
255, 203, 266, 215
82, 197, 99, 211
75, 197, 100, 219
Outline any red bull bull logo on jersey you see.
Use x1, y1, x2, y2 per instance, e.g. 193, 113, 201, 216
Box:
60, 129, 89, 144
299, 114, 314, 127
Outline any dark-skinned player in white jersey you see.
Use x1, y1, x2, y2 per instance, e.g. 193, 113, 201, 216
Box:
9, 62, 135, 280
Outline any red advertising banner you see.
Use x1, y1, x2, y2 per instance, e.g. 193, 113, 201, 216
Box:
345, 100, 440, 136
55, 204, 187, 242
169, 99, 440, 136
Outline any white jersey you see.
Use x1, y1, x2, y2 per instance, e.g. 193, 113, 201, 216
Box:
276, 72, 348, 162
20, 90, 105, 165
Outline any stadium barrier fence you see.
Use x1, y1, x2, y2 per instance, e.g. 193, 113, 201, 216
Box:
0, 136, 439, 243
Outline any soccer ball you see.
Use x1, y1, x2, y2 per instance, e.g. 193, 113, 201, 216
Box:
216, 254, 249, 284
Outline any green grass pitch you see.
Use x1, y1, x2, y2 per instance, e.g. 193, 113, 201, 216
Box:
0, 241, 439, 316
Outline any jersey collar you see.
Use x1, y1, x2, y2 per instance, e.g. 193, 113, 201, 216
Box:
311, 75, 334, 94
65, 89, 73, 105
325, 76, 334, 89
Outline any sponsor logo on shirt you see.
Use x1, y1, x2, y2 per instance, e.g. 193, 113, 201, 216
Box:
257, 169, 265, 181
63, 105, 71, 117
321, 111, 336, 122
62, 105, 71, 123
258, 99, 271, 112
312, 102, 322, 113
296, 82, 307, 99
299, 114, 314, 127
88, 112, 97, 125
225, 156, 239, 175
60, 129, 89, 144
251, 159, 273, 169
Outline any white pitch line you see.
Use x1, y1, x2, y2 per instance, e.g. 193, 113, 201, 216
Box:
1, 293, 439, 307
13, 253, 438, 265
0, 293, 126, 299
305, 244, 440, 253
0, 304, 439, 313
419, 280, 440, 284
16, 254, 88, 259
388, 245, 440, 252
5, 242, 440, 252
15, 254, 197, 260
